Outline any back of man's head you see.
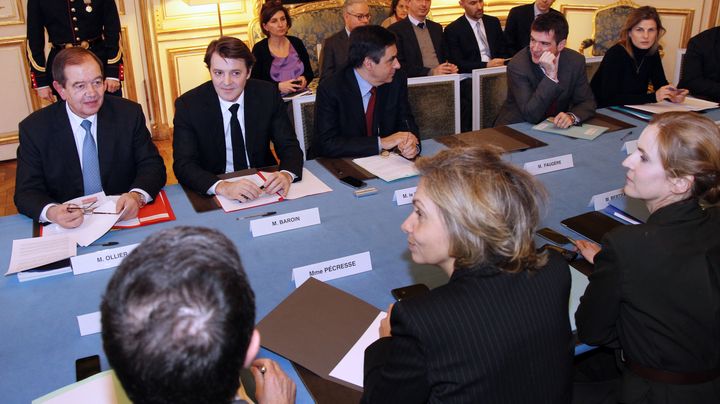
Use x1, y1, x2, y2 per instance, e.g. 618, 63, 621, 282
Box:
531, 12, 569, 44
347, 25, 397, 68
101, 226, 255, 404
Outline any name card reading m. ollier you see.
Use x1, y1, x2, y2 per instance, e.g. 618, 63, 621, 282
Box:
250, 207, 321, 237
393, 186, 416, 206
71, 243, 139, 275
292, 251, 372, 288
524, 154, 574, 175
590, 188, 625, 211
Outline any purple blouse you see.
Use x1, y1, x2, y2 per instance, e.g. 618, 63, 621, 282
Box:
270, 44, 305, 83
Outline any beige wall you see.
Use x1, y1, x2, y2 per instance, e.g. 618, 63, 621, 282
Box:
0, 0, 718, 160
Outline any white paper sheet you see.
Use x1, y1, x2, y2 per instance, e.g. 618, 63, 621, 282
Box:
77, 311, 102, 336
32, 370, 130, 404
215, 174, 282, 212
42, 193, 122, 247
285, 168, 333, 200
6, 234, 76, 275
352, 154, 419, 182
627, 96, 719, 114
568, 265, 590, 331
328, 311, 386, 388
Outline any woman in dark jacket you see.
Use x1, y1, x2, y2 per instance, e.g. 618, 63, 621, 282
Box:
251, 0, 314, 95
576, 111, 720, 403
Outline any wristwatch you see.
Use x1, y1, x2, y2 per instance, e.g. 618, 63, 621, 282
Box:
130, 191, 147, 208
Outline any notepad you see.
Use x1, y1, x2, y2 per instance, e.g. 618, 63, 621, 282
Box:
214, 172, 283, 213
532, 121, 609, 140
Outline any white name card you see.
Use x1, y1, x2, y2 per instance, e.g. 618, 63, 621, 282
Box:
77, 311, 102, 336
524, 154, 574, 175
71, 243, 139, 275
292, 251, 372, 288
623, 140, 638, 155
250, 208, 321, 237
589, 188, 625, 211
393, 187, 416, 206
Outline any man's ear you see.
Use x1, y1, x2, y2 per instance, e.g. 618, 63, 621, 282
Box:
52, 81, 66, 100
670, 175, 694, 196
247, 66, 253, 78
243, 329, 261, 368
556, 39, 567, 52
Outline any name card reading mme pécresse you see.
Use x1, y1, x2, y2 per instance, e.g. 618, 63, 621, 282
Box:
524, 154, 574, 175
250, 208, 321, 237
292, 251, 372, 288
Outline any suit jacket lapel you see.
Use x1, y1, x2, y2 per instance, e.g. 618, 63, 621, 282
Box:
345, 68, 367, 136
201, 83, 226, 170
96, 98, 117, 186
243, 81, 258, 167
482, 15, 497, 57
55, 102, 85, 193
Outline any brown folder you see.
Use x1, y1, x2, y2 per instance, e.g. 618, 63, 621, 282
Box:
315, 157, 376, 180
256, 277, 381, 391
435, 125, 547, 152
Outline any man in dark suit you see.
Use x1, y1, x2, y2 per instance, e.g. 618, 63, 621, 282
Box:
14, 48, 166, 228
319, 0, 370, 81
679, 26, 720, 102
27, 0, 124, 102
388, 0, 457, 77
173, 36, 303, 202
313, 25, 420, 158
504, 0, 562, 56
495, 13, 595, 127
444, 0, 508, 72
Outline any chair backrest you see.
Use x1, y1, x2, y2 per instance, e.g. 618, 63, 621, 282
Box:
248, 0, 391, 77
407, 74, 461, 139
590, 1, 639, 56
471, 66, 507, 130
585, 55, 603, 81
291, 94, 317, 160
673, 48, 687, 85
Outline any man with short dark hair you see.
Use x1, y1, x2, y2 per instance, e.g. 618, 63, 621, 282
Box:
101, 226, 296, 404
319, 0, 371, 80
388, 0, 458, 77
503, 0, 562, 56
495, 13, 595, 127
173, 36, 303, 202
313, 25, 420, 158
14, 47, 166, 228
679, 26, 720, 102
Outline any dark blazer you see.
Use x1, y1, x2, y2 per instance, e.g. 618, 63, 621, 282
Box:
311, 66, 419, 158
172, 80, 304, 194
495, 47, 596, 126
576, 199, 720, 403
362, 252, 574, 404
14, 96, 166, 221
444, 14, 508, 73
251, 36, 314, 85
679, 26, 720, 102
319, 29, 349, 81
388, 18, 447, 77
503, 4, 563, 56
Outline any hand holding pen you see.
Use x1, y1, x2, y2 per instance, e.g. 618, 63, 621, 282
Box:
250, 359, 296, 404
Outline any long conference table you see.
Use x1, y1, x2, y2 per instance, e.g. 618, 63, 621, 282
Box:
2, 108, 718, 403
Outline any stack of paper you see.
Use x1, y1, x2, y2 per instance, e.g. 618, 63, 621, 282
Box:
215, 173, 283, 212
627, 96, 719, 114
352, 154, 418, 182
532, 121, 609, 140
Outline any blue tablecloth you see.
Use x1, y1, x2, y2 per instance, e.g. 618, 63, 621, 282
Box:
2, 108, 717, 403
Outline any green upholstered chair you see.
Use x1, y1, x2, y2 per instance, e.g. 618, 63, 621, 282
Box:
248, 0, 391, 78
407, 74, 462, 139
471, 66, 508, 130
673, 48, 687, 85
578, 0, 639, 56
290, 94, 317, 160
585, 55, 603, 82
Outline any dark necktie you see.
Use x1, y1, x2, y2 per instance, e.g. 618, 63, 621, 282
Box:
417, 22, 425, 29
228, 103, 248, 170
365, 87, 377, 137
80, 120, 102, 194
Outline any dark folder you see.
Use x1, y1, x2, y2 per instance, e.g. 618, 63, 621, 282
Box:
561, 211, 625, 244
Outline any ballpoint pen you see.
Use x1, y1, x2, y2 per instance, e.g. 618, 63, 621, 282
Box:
239, 211, 277, 220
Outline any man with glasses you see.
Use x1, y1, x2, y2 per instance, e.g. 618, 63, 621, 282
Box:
319, 0, 370, 80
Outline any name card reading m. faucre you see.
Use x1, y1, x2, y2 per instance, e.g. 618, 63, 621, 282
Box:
71, 243, 139, 275
292, 251, 372, 288
250, 207, 321, 237
524, 154, 574, 175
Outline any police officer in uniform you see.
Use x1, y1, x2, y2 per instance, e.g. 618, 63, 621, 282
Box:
26, 0, 123, 102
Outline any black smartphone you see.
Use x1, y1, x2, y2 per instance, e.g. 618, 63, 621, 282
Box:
339, 175, 366, 189
539, 243, 578, 263
391, 284, 430, 301
76, 355, 101, 381
537, 227, 573, 245
291, 79, 302, 85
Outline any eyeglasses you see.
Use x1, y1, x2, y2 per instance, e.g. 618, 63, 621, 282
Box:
346, 11, 371, 20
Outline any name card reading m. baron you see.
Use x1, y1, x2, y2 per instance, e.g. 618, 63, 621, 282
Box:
292, 251, 372, 288
393, 186, 416, 206
250, 207, 321, 237
524, 154, 574, 175
71, 243, 139, 275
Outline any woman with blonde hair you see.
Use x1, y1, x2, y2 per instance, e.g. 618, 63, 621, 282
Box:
576, 111, 720, 403
590, 6, 687, 107
361, 147, 573, 403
